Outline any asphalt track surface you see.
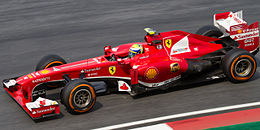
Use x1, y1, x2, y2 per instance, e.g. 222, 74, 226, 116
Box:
0, 0, 260, 129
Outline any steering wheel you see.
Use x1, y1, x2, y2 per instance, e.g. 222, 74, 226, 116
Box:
109, 54, 117, 61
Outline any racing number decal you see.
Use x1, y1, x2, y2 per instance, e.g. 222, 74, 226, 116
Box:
165, 39, 172, 48
109, 66, 116, 75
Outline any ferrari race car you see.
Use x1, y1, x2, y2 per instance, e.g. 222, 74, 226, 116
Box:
2, 11, 259, 120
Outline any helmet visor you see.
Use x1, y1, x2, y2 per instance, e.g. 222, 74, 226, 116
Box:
129, 51, 137, 58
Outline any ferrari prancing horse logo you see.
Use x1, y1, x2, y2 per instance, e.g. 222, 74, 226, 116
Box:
109, 66, 116, 75
165, 39, 172, 48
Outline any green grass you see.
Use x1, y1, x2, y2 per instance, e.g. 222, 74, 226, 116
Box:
206, 121, 260, 130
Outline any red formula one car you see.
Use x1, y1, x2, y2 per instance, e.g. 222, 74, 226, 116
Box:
2, 11, 259, 120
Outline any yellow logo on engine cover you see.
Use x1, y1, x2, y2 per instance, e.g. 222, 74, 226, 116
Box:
109, 66, 116, 75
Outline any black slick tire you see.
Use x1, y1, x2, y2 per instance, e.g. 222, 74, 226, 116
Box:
222, 48, 257, 83
61, 79, 96, 114
196, 25, 223, 38
35, 54, 66, 71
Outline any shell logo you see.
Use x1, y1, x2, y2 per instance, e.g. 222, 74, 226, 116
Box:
237, 30, 242, 34
145, 67, 159, 80
41, 70, 50, 74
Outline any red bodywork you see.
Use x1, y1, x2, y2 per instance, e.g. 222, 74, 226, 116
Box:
2, 28, 258, 119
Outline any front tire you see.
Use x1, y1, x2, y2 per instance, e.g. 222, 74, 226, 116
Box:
35, 54, 66, 71
61, 79, 96, 114
223, 49, 257, 83
36, 54, 67, 88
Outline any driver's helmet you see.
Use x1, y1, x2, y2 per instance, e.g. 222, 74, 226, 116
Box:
129, 44, 144, 58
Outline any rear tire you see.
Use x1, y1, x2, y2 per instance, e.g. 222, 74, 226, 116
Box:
222, 48, 257, 83
196, 25, 223, 38
61, 79, 96, 114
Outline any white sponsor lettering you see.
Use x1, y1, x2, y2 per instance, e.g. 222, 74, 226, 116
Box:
244, 38, 254, 43
139, 75, 181, 87
244, 43, 254, 47
33, 107, 55, 114
242, 28, 258, 33
139, 55, 149, 59
170, 57, 182, 62
32, 89, 46, 97
82, 67, 101, 73
231, 30, 259, 41
32, 77, 50, 83
87, 73, 98, 77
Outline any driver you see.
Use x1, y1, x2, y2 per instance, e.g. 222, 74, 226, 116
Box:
129, 44, 144, 58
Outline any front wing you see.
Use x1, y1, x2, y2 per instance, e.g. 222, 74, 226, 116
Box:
2, 78, 60, 120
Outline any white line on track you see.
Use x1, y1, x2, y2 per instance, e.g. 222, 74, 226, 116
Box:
130, 124, 172, 130
93, 101, 260, 130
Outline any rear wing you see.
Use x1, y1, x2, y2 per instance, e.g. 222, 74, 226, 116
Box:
214, 10, 259, 53
214, 10, 246, 35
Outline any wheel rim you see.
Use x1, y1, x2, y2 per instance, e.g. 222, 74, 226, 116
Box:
234, 59, 252, 77
73, 89, 91, 108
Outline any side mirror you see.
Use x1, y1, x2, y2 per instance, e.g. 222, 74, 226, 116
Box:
104, 46, 112, 57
